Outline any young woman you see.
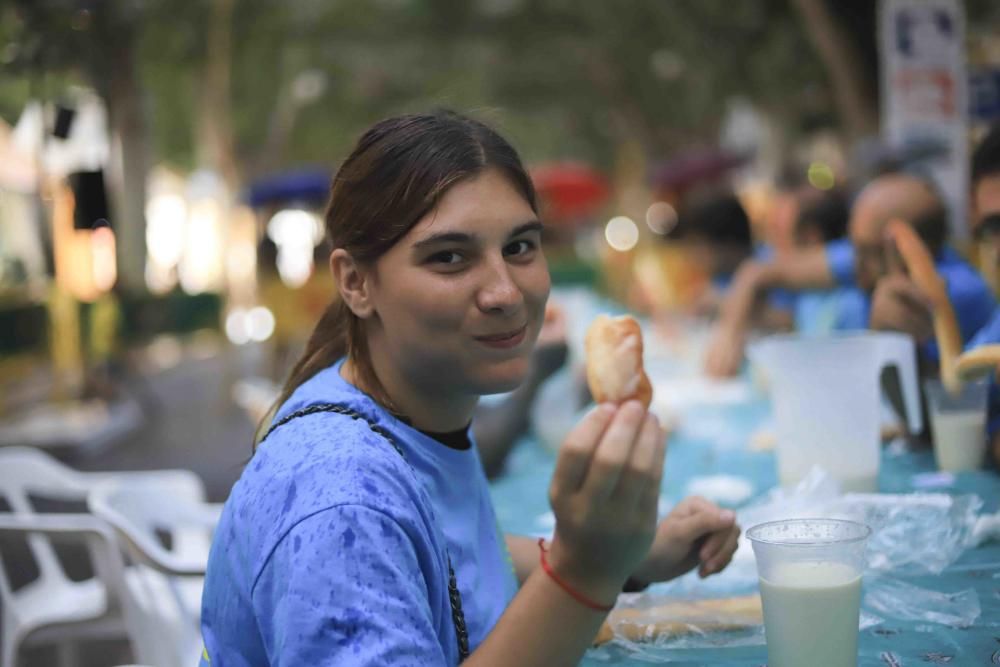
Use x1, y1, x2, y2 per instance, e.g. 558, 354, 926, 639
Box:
200, 111, 740, 666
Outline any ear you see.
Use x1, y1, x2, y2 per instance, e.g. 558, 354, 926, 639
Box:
330, 248, 375, 318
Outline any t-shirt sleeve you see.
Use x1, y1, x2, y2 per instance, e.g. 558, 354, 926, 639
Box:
824, 239, 855, 287
947, 273, 997, 344
252, 504, 448, 667
967, 310, 1000, 351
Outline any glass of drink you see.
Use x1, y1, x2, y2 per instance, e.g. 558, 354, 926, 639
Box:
924, 378, 989, 472
748, 518, 871, 667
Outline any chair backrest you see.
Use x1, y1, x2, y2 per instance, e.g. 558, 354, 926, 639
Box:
88, 477, 215, 575
89, 479, 219, 667
0, 513, 133, 667
0, 447, 210, 667
0, 447, 102, 596
0, 447, 206, 587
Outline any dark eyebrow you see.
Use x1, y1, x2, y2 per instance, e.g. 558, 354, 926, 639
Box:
412, 220, 544, 251
412, 232, 474, 251
509, 220, 545, 238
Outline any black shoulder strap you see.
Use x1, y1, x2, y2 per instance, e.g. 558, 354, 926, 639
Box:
262, 403, 470, 662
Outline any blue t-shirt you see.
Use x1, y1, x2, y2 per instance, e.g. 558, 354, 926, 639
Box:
966, 309, 1000, 439
752, 244, 796, 312
936, 248, 997, 344
823, 243, 995, 346
757, 239, 864, 333
825, 238, 856, 288
200, 361, 518, 666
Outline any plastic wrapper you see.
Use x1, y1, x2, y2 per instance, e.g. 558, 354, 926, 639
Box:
827, 493, 982, 575
732, 468, 983, 576
595, 593, 764, 650
863, 576, 981, 628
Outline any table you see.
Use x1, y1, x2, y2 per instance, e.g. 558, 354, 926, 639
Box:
490, 386, 1000, 666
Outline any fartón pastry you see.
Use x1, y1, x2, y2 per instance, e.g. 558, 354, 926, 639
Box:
584, 314, 653, 408
593, 594, 762, 645
955, 344, 1000, 382
887, 219, 963, 392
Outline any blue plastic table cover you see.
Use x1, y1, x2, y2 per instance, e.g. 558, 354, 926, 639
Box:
489, 393, 1000, 666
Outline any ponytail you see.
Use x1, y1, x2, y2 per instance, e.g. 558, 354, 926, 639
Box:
253, 298, 392, 449
254, 299, 349, 448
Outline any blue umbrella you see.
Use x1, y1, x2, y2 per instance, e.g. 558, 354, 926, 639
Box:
245, 169, 331, 208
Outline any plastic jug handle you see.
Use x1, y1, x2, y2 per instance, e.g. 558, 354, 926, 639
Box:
879, 333, 923, 434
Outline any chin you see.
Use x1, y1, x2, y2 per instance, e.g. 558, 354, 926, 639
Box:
468, 358, 532, 396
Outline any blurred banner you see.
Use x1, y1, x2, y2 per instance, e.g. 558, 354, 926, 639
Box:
879, 0, 969, 240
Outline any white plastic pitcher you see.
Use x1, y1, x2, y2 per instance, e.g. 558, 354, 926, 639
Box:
748, 332, 922, 492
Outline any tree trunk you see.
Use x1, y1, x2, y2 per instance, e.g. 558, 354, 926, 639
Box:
102, 12, 150, 294
790, 0, 879, 142
198, 0, 239, 191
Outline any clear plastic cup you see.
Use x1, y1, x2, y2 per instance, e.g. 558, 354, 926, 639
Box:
748, 518, 871, 667
924, 378, 989, 472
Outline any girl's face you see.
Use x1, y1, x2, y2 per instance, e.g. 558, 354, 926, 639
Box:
365, 168, 550, 398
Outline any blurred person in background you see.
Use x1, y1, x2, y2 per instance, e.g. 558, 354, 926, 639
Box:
952, 123, 1000, 469
670, 192, 756, 315
972, 123, 1000, 294
786, 188, 867, 335
705, 173, 995, 379
655, 191, 793, 332
200, 111, 739, 666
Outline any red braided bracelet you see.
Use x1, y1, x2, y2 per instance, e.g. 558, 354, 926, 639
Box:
537, 538, 615, 612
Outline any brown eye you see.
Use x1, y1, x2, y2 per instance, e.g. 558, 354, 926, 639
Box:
427, 250, 464, 265
504, 239, 536, 258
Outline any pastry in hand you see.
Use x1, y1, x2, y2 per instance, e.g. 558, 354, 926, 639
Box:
887, 219, 963, 392
584, 314, 653, 408
955, 344, 1000, 382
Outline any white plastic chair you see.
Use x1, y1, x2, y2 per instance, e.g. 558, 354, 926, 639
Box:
0, 514, 132, 667
0, 446, 205, 667
89, 478, 221, 667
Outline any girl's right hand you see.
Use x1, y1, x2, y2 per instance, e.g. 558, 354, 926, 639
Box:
546, 401, 666, 604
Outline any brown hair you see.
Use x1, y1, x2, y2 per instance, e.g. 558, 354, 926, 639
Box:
256, 110, 537, 444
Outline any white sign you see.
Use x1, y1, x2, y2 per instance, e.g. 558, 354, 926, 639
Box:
879, 0, 968, 240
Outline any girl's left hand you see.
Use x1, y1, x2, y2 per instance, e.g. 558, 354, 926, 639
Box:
629, 496, 741, 585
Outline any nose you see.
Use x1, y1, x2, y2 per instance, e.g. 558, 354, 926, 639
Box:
476, 256, 524, 316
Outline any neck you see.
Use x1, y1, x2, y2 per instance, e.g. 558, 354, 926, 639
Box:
341, 355, 478, 433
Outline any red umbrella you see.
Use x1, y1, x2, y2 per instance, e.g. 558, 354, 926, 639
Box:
530, 162, 610, 224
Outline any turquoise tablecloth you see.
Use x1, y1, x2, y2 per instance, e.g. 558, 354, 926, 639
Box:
489, 392, 1000, 666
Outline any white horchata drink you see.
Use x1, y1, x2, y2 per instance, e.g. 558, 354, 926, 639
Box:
925, 378, 989, 473
758, 561, 862, 666
749, 518, 871, 667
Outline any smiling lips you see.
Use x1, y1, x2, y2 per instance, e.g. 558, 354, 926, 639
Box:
475, 324, 527, 349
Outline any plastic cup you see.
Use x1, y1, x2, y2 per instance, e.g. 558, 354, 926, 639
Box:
924, 378, 989, 472
748, 518, 871, 667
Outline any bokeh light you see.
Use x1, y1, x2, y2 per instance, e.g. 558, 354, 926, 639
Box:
645, 202, 678, 235
807, 162, 835, 190
605, 216, 639, 252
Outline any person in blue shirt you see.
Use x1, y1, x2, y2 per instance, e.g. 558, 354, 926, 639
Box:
786, 188, 868, 334
960, 123, 1000, 469
705, 173, 995, 378
200, 111, 740, 666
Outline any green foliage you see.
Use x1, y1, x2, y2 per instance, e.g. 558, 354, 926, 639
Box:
0, 0, 844, 178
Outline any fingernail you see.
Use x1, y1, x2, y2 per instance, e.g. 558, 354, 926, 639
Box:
597, 402, 616, 416
720, 510, 735, 522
